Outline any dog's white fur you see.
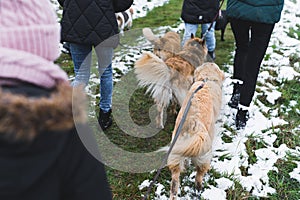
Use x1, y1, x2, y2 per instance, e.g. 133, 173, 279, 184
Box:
115, 7, 133, 33
167, 62, 225, 200
134, 36, 207, 128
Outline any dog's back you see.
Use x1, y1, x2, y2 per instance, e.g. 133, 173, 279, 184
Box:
169, 63, 224, 160
167, 63, 224, 199
165, 37, 208, 105
135, 36, 208, 129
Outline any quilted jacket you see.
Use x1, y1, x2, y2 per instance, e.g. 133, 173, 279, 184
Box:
181, 0, 219, 24
58, 0, 132, 47
226, 0, 284, 24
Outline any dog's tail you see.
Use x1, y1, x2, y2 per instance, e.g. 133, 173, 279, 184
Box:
134, 52, 172, 106
142, 28, 158, 43
170, 122, 212, 158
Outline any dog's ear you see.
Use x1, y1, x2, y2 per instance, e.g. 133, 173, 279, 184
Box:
191, 33, 195, 39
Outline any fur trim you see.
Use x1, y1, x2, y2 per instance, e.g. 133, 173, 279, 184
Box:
0, 83, 87, 140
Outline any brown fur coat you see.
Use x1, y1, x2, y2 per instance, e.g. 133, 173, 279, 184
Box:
0, 83, 87, 140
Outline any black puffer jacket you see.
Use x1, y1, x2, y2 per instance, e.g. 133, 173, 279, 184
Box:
58, 0, 132, 47
181, 0, 219, 24
0, 83, 112, 200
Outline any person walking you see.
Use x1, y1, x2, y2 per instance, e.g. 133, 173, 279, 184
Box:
181, 0, 219, 60
226, 0, 284, 129
0, 0, 112, 199
58, 0, 133, 130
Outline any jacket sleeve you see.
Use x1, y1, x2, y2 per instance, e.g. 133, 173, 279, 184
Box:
112, 0, 133, 12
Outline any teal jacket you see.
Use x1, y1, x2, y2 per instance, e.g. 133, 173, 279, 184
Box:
226, 0, 284, 24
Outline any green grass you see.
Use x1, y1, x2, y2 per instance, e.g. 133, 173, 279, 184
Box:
132, 0, 183, 29
55, 0, 300, 199
268, 154, 300, 200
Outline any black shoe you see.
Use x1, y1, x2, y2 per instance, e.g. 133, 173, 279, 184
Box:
235, 108, 249, 130
98, 109, 112, 130
208, 51, 216, 60
228, 83, 242, 109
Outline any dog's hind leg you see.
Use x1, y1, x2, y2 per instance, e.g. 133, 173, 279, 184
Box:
194, 163, 210, 191
170, 100, 178, 116
169, 164, 181, 200
192, 152, 212, 190
156, 103, 165, 129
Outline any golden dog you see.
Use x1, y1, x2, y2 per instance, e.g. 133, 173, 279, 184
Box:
142, 27, 181, 61
167, 62, 225, 200
135, 35, 208, 128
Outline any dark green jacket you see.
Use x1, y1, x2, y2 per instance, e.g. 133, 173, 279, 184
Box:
226, 0, 284, 24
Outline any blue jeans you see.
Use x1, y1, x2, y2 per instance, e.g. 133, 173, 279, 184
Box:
182, 22, 216, 52
69, 43, 114, 112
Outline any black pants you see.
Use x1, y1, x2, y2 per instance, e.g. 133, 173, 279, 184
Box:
230, 18, 275, 106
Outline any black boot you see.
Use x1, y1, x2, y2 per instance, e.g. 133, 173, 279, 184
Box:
235, 108, 249, 130
98, 109, 112, 130
228, 82, 242, 109
208, 51, 216, 60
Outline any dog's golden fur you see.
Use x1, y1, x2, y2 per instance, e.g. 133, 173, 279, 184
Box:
142, 28, 181, 61
167, 62, 225, 200
135, 36, 208, 128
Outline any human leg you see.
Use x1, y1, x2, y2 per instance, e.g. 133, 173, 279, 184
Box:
239, 22, 275, 107
230, 18, 251, 82
182, 23, 199, 46
228, 19, 250, 109
95, 47, 114, 112
69, 43, 92, 86
232, 20, 275, 129
230, 19, 251, 128
201, 22, 216, 59
95, 46, 114, 130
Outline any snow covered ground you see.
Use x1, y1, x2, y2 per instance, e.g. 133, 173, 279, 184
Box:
129, 1, 300, 199
52, 0, 300, 199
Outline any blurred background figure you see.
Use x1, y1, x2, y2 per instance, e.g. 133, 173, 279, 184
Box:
181, 0, 219, 60
58, 0, 133, 130
0, 0, 112, 199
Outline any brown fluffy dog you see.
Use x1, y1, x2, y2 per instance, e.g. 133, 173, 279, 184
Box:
142, 28, 181, 61
167, 62, 225, 200
135, 35, 208, 129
